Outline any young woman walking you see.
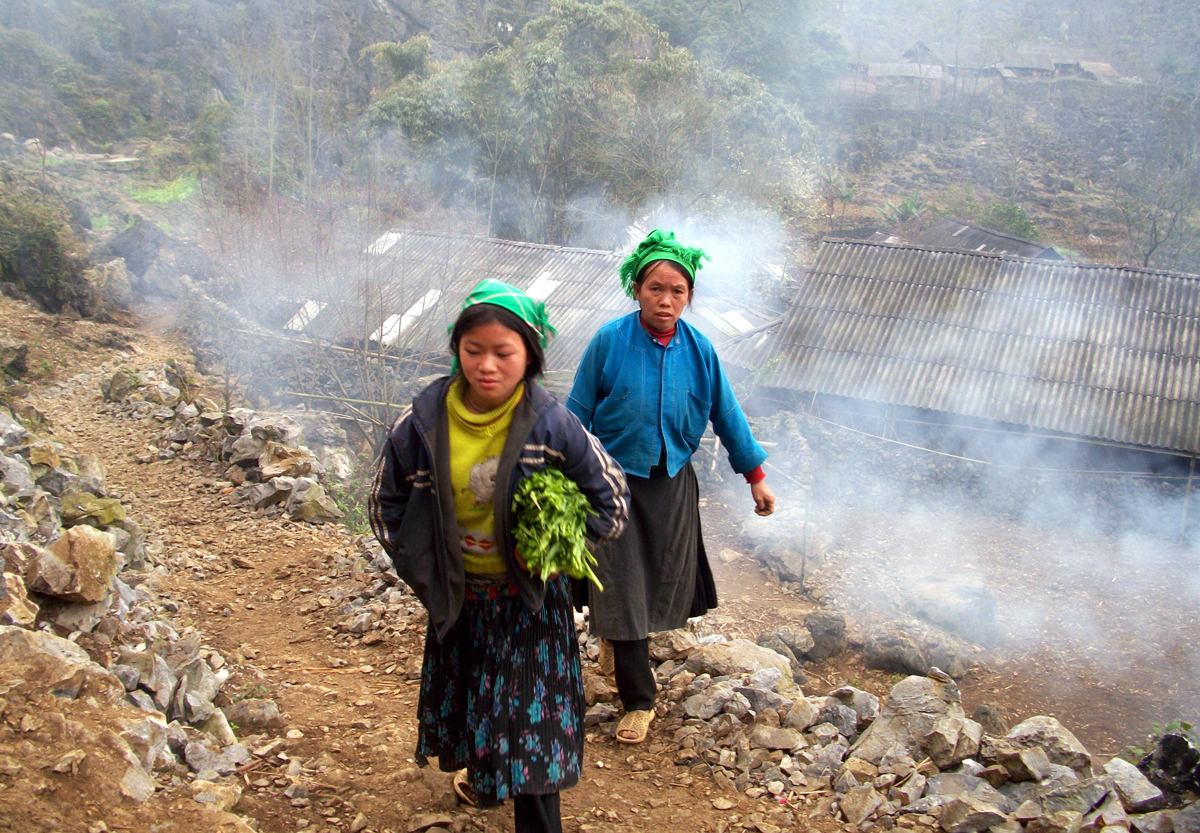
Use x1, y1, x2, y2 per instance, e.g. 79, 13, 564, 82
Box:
369, 279, 629, 832
567, 230, 775, 745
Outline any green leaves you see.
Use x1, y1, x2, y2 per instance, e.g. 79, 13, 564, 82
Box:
511, 467, 603, 590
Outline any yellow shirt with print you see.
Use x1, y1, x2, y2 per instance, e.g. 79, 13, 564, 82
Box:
446, 377, 524, 575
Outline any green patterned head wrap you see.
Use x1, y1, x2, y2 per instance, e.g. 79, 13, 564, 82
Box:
449, 278, 557, 372
619, 229, 710, 300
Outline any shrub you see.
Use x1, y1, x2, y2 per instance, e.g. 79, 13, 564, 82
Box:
0, 170, 87, 312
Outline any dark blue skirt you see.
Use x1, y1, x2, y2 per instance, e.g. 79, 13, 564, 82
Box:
415, 576, 584, 806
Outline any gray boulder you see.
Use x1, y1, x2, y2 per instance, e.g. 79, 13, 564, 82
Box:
1103, 758, 1164, 813
684, 639, 795, 690
804, 610, 846, 661
849, 673, 966, 765
1006, 716, 1092, 772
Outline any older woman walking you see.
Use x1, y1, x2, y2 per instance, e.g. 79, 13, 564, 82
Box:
566, 229, 775, 745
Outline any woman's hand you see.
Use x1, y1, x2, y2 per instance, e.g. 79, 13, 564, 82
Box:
513, 548, 557, 579
750, 480, 775, 517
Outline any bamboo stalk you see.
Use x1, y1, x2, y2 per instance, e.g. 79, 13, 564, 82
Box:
282, 391, 406, 409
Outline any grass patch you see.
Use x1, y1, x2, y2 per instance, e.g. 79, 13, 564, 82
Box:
92, 213, 111, 230
126, 171, 198, 204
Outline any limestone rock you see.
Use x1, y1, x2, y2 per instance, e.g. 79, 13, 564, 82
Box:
60, 491, 126, 528
222, 699, 286, 733
828, 686, 881, 731
982, 737, 1053, 782
939, 796, 1008, 833
864, 626, 930, 676
684, 681, 740, 720
0, 412, 30, 452
0, 340, 27, 376
0, 572, 39, 626
1039, 777, 1115, 816
259, 442, 315, 479
120, 764, 157, 803
784, 698, 820, 731
200, 711, 238, 746
102, 370, 142, 402
191, 779, 243, 812
1129, 810, 1178, 833
120, 715, 169, 772
750, 726, 808, 752
684, 639, 795, 691
648, 628, 700, 661
923, 716, 983, 769
286, 481, 343, 524
805, 610, 846, 661
29, 526, 118, 603
842, 784, 885, 826
849, 675, 965, 766
1027, 811, 1085, 833
116, 649, 179, 712
0, 453, 36, 496
0, 625, 124, 702
1103, 758, 1164, 813
1006, 717, 1092, 773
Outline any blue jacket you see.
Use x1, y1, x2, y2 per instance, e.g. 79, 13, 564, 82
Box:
566, 311, 767, 478
369, 377, 629, 641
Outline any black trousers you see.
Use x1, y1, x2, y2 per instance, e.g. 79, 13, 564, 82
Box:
612, 638, 656, 712
514, 792, 561, 833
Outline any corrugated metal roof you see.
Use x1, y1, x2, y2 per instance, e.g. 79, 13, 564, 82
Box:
1003, 53, 1056, 72
913, 217, 1062, 260
725, 239, 1200, 455
298, 230, 775, 376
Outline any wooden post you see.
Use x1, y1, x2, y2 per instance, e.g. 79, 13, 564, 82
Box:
1180, 455, 1197, 542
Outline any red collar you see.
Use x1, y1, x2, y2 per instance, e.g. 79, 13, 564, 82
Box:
639, 315, 676, 347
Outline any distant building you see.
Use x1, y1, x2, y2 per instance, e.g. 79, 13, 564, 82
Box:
1001, 53, 1056, 77
867, 63, 944, 81
912, 217, 1062, 260
725, 239, 1200, 457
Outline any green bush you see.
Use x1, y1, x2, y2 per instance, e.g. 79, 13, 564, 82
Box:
984, 201, 1040, 240
0, 171, 86, 312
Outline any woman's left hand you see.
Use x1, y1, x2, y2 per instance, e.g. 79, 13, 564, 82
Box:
750, 480, 775, 517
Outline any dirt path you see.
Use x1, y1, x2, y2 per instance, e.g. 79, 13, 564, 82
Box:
8, 295, 1199, 832
10, 302, 834, 833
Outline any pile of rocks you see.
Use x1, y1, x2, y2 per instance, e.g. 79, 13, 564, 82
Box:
0, 404, 285, 823
99, 361, 352, 525
571, 614, 1198, 833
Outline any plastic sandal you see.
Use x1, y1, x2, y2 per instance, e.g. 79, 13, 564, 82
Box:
453, 769, 477, 807
599, 639, 615, 677
616, 709, 655, 745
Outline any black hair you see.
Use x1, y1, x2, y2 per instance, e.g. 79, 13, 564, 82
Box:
448, 303, 545, 380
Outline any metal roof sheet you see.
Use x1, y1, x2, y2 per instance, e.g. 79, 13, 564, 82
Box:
724, 239, 1200, 454
913, 217, 1062, 260
296, 229, 775, 378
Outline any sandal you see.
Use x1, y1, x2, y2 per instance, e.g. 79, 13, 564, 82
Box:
616, 709, 655, 745
598, 639, 615, 677
452, 769, 477, 807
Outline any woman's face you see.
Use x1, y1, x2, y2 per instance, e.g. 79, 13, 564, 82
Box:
635, 261, 693, 334
458, 321, 529, 410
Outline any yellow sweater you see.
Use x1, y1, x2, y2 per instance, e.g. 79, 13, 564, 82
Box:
446, 377, 524, 575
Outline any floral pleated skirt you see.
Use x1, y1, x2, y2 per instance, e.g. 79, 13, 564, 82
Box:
415, 576, 584, 806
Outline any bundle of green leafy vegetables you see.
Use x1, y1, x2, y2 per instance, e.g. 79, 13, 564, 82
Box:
511, 467, 603, 590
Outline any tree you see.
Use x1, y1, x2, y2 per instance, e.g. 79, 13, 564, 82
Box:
367, 0, 816, 245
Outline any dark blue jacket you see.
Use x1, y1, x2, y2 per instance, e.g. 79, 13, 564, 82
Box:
567, 311, 767, 478
369, 376, 629, 641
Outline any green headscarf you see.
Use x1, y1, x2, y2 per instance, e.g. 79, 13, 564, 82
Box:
619, 229, 710, 300
449, 278, 557, 372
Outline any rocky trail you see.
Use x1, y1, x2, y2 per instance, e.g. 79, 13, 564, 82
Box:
2, 298, 1200, 833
